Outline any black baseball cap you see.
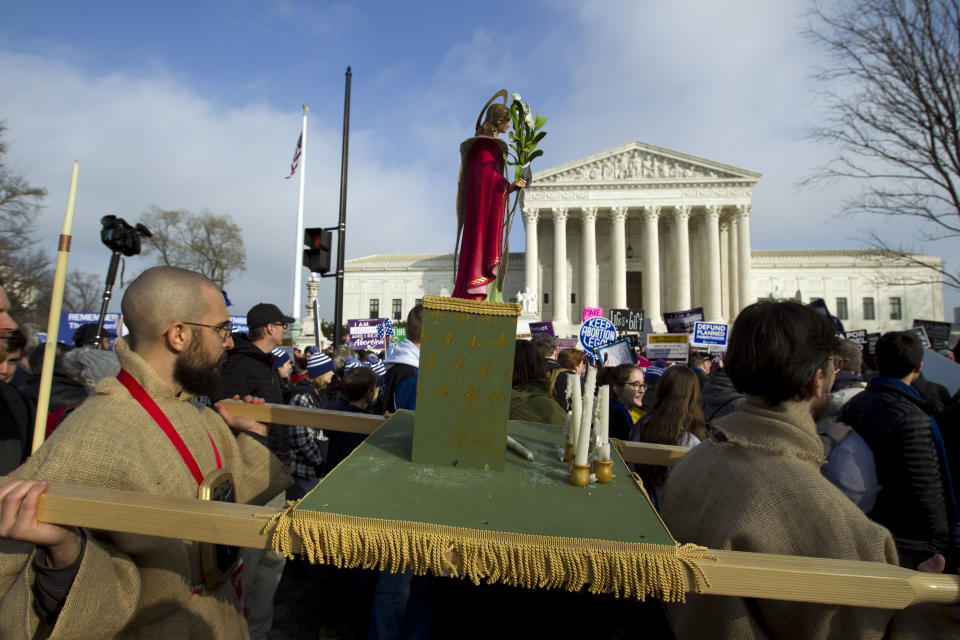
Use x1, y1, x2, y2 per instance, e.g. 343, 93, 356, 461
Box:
247, 303, 295, 330
72, 323, 116, 347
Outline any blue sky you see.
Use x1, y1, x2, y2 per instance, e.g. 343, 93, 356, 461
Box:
2, 0, 956, 322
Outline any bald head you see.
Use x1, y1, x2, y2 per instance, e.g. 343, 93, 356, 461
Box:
122, 267, 221, 349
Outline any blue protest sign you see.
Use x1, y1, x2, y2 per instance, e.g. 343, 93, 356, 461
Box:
691, 322, 728, 348
579, 316, 617, 350
59, 312, 121, 346
529, 321, 555, 337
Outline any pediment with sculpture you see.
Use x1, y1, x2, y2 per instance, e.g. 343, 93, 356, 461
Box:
532, 142, 761, 185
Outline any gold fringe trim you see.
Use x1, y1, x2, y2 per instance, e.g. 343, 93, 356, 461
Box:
422, 294, 520, 317
256, 507, 715, 602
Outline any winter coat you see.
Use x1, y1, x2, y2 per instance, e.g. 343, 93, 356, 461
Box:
509, 382, 567, 425
840, 376, 950, 564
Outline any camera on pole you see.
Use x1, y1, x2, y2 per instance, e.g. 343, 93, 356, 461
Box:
303, 227, 332, 275
95, 215, 152, 346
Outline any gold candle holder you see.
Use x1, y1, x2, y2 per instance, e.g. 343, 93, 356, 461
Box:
564, 441, 574, 463
593, 459, 613, 484
569, 463, 590, 487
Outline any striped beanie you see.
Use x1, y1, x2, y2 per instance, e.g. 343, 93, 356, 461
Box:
271, 347, 291, 369
307, 352, 335, 378
366, 354, 386, 377
344, 356, 361, 371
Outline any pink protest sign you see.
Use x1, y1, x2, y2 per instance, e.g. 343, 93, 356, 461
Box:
583, 306, 603, 322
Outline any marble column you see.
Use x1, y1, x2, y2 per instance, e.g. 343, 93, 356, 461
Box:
522, 207, 539, 312
610, 206, 628, 309
704, 205, 723, 321
727, 213, 740, 319
673, 206, 691, 311
580, 207, 598, 309
736, 205, 752, 310
640, 206, 662, 325
552, 208, 570, 325
719, 221, 730, 321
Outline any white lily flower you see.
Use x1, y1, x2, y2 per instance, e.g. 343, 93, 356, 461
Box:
511, 93, 523, 105
524, 110, 534, 128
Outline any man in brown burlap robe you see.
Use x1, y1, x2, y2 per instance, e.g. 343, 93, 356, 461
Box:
0, 267, 291, 639
661, 300, 958, 639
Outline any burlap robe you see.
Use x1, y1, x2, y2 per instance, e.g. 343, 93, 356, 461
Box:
661, 399, 957, 639
0, 339, 291, 639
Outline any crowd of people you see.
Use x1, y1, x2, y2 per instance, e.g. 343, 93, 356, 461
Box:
1, 268, 960, 638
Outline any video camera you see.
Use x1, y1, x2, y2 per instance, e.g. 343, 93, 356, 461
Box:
100, 215, 152, 257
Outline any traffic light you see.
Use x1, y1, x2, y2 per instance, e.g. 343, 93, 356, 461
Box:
303, 227, 333, 274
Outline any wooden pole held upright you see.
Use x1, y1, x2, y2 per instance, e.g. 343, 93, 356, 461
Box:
32, 161, 79, 454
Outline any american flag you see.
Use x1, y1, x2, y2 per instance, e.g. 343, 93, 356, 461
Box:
285, 133, 302, 179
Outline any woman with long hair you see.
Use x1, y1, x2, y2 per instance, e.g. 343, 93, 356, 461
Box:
510, 340, 567, 425
632, 366, 706, 508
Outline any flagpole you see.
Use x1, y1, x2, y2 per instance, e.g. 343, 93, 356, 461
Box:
292, 105, 309, 321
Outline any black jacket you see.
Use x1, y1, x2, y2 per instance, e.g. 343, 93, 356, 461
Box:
701, 368, 742, 422
219, 333, 290, 461
840, 377, 950, 562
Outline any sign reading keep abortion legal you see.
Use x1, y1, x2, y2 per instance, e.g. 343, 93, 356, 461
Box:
579, 316, 617, 350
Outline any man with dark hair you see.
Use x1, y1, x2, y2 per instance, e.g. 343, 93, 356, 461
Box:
841, 331, 953, 570
217, 301, 294, 640
0, 266, 289, 638
381, 304, 422, 413
72, 323, 116, 350
662, 301, 955, 638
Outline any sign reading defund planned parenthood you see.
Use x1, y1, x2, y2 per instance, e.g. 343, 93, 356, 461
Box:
691, 322, 728, 348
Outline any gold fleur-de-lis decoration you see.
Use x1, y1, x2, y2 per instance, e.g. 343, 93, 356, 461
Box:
437, 381, 452, 397
463, 384, 479, 406
423, 353, 439, 369
428, 309, 441, 325
481, 315, 497, 326
477, 361, 493, 376
450, 356, 466, 374
489, 386, 505, 403
420, 327, 429, 343
491, 332, 506, 348
467, 333, 481, 351
440, 331, 455, 348
455, 312, 469, 326
504, 365, 514, 378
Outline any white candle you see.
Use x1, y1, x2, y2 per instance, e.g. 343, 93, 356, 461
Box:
599, 385, 610, 446
568, 373, 582, 449
575, 367, 596, 466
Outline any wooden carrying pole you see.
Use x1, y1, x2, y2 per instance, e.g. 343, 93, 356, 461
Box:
220, 401, 692, 467
32, 162, 80, 453
3, 476, 956, 610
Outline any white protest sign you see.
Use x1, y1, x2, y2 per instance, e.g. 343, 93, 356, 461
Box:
691, 322, 728, 348
646, 333, 689, 364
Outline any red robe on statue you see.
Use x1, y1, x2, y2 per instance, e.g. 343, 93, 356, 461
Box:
453, 135, 509, 300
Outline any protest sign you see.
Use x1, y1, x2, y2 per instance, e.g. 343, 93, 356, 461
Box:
579, 316, 618, 350
582, 306, 603, 322
59, 312, 121, 346
843, 329, 867, 348
865, 332, 881, 360
556, 338, 579, 349
922, 349, 960, 396
595, 338, 635, 367
348, 318, 387, 350
691, 322, 728, 348
529, 321, 555, 337
913, 319, 951, 350
636, 354, 652, 368
663, 307, 704, 335
906, 325, 931, 349
609, 308, 644, 332
646, 333, 689, 364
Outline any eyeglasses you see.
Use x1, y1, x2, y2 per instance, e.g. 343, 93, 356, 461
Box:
183, 321, 234, 341
271, 322, 289, 331
624, 381, 646, 390
831, 355, 848, 371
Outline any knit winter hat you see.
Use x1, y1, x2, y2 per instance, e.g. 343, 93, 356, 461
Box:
271, 347, 292, 369
344, 356, 361, 371
645, 360, 666, 384
307, 352, 335, 378
366, 353, 386, 376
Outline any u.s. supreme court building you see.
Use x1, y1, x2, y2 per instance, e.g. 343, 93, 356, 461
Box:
344, 141, 944, 336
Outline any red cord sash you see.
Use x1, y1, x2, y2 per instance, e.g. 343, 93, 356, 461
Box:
116, 369, 221, 485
